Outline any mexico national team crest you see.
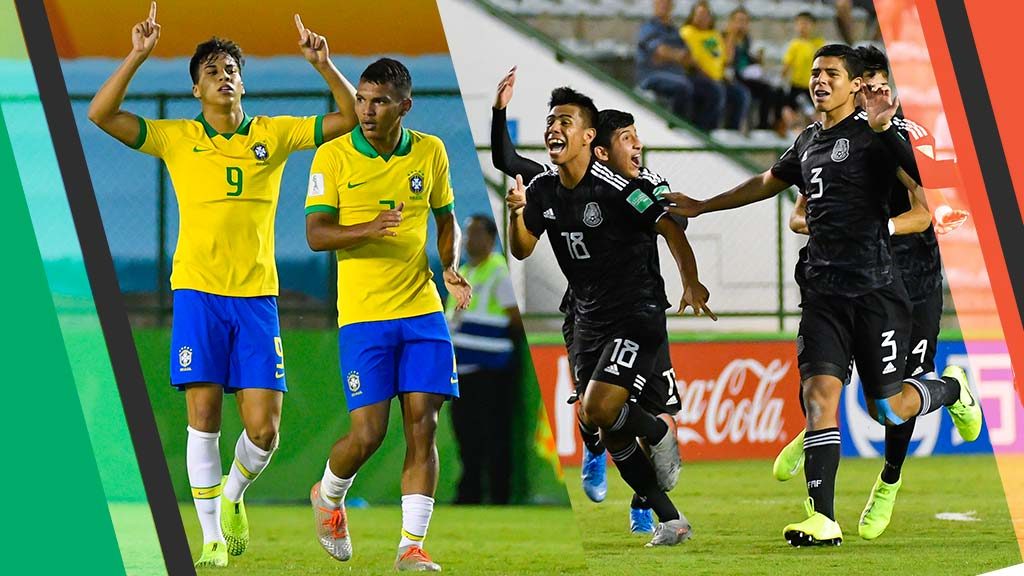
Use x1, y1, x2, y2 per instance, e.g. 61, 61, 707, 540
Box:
346, 371, 362, 396
178, 346, 192, 372
583, 201, 603, 227
252, 142, 269, 162
408, 170, 425, 194
831, 138, 850, 162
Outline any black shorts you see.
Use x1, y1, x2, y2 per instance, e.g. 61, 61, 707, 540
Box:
905, 284, 943, 378
572, 311, 669, 411
642, 339, 682, 415
797, 280, 912, 399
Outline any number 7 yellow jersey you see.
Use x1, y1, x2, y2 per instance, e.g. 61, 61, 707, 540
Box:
134, 113, 324, 296
305, 126, 455, 328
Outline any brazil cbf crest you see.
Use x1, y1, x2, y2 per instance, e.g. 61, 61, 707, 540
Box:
831, 138, 850, 162
178, 346, 193, 372
347, 371, 362, 396
408, 170, 425, 195
252, 142, 269, 162
583, 202, 603, 227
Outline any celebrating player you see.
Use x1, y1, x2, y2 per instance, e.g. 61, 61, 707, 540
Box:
490, 67, 712, 534
305, 58, 470, 572
773, 45, 972, 542
87, 3, 357, 568
663, 44, 982, 547
506, 86, 705, 547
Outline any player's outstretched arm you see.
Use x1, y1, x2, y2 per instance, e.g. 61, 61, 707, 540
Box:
305, 203, 404, 251
663, 170, 790, 217
507, 175, 539, 259
790, 193, 809, 234
295, 14, 357, 141
491, 67, 546, 181
436, 211, 472, 310
87, 1, 160, 147
890, 169, 931, 235
656, 217, 717, 320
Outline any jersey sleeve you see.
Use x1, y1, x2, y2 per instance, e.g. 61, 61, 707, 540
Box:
429, 138, 455, 216
622, 175, 668, 229
522, 176, 547, 238
134, 117, 181, 158
491, 107, 547, 181
273, 115, 325, 154
305, 145, 341, 216
770, 132, 806, 186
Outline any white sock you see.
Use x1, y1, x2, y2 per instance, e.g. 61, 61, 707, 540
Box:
186, 426, 224, 544
399, 494, 435, 549
320, 461, 354, 508
223, 430, 275, 503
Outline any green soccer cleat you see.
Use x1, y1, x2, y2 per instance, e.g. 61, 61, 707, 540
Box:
783, 498, 843, 547
943, 365, 983, 442
220, 476, 249, 556
194, 540, 228, 568
859, 474, 902, 540
773, 429, 805, 481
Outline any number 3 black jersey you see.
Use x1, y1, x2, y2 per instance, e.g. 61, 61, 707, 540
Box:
522, 161, 670, 328
772, 110, 904, 297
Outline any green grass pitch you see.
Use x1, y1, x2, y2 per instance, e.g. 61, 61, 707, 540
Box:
564, 455, 1022, 576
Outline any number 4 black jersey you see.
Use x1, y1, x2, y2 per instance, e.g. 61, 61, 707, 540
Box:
522, 161, 671, 328
772, 110, 903, 297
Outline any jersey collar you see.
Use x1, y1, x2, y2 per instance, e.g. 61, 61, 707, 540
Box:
351, 125, 412, 161
196, 113, 253, 140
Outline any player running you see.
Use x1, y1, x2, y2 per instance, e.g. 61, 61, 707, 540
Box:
490, 67, 711, 534
305, 58, 471, 572
773, 45, 972, 542
506, 86, 709, 547
87, 3, 357, 567
663, 44, 982, 547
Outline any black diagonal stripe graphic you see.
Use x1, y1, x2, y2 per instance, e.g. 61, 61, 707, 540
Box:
936, 1, 1024, 324
13, 2, 195, 574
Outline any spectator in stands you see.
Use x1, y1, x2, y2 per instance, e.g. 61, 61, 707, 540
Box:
446, 215, 523, 505
781, 11, 825, 130
724, 6, 785, 134
635, 0, 722, 131
681, 0, 750, 131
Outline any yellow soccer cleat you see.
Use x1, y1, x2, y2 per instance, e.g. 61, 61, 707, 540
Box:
943, 365, 983, 442
783, 498, 843, 547
194, 540, 228, 568
220, 476, 249, 556
859, 474, 902, 540
773, 429, 805, 481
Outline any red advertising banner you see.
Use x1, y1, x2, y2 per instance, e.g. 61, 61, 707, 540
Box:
531, 341, 806, 466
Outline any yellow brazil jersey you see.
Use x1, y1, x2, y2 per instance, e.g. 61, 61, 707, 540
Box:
305, 126, 455, 328
783, 36, 826, 88
680, 25, 725, 81
133, 113, 324, 296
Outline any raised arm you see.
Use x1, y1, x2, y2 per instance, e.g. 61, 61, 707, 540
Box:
492, 67, 546, 181
863, 87, 921, 185
656, 217, 716, 319
295, 14, 357, 141
87, 1, 160, 146
663, 169, 791, 217
436, 210, 472, 310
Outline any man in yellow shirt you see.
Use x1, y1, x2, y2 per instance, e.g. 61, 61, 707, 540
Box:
782, 11, 826, 123
679, 0, 750, 130
87, 3, 357, 568
305, 58, 471, 573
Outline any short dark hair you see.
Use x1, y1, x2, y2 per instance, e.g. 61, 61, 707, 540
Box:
189, 37, 244, 84
360, 58, 412, 96
796, 10, 816, 22
856, 45, 890, 77
548, 87, 599, 128
593, 109, 635, 150
468, 214, 498, 238
813, 43, 864, 79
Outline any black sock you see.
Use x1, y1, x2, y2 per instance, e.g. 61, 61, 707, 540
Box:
905, 377, 960, 416
609, 442, 678, 522
803, 427, 841, 521
609, 403, 668, 444
630, 493, 650, 510
882, 418, 915, 484
578, 418, 604, 455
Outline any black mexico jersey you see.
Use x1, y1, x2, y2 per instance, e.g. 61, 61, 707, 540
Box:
523, 161, 671, 327
773, 111, 903, 297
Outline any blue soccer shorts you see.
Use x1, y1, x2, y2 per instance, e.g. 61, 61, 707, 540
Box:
170, 289, 287, 393
338, 311, 459, 411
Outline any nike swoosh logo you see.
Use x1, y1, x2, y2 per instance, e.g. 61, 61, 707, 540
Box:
347, 181, 368, 189
193, 146, 210, 152
276, 371, 285, 379
195, 488, 218, 497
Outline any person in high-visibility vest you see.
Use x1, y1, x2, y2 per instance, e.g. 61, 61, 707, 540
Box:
445, 215, 523, 504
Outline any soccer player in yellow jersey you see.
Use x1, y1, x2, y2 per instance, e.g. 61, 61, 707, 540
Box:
87, 3, 358, 568
304, 58, 471, 573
